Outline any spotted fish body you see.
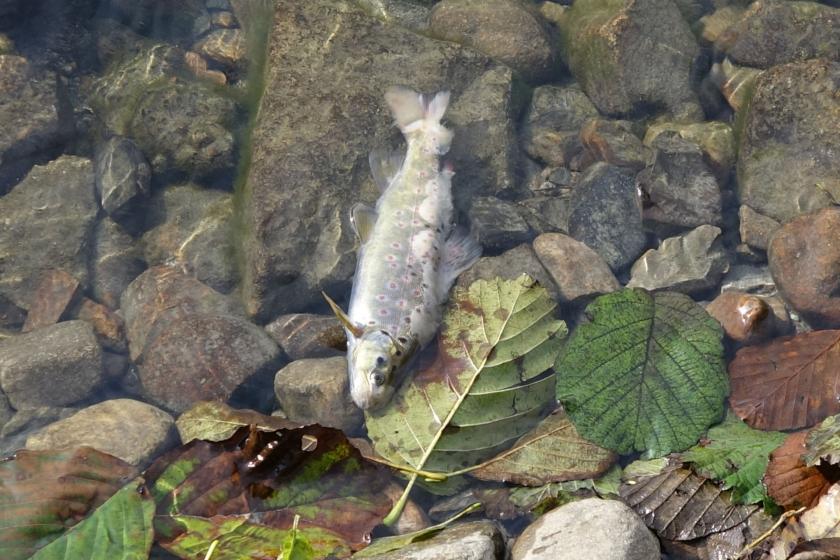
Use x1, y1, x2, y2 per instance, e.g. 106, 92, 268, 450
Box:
341, 87, 481, 410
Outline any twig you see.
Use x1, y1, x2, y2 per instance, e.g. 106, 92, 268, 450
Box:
203, 539, 220, 560
736, 506, 806, 559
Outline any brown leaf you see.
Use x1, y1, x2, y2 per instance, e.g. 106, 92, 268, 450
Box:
620, 466, 758, 541
765, 432, 840, 511
768, 483, 840, 560
730, 330, 840, 431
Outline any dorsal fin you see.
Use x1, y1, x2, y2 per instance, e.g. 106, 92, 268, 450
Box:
350, 203, 377, 244
369, 148, 405, 193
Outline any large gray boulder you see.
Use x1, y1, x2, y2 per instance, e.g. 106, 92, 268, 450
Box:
240, 0, 521, 320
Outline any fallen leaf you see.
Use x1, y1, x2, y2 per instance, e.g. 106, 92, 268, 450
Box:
556, 288, 728, 457
620, 466, 758, 541
730, 330, 840, 431
175, 400, 300, 444
681, 411, 786, 505
805, 413, 840, 467
768, 483, 840, 560
0, 447, 137, 559
469, 409, 616, 486
145, 424, 392, 559
765, 431, 840, 511
30, 478, 154, 560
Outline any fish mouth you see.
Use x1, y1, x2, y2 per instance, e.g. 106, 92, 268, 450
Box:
349, 377, 394, 411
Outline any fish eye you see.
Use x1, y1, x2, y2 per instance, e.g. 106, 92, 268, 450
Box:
375, 355, 386, 367
371, 372, 386, 386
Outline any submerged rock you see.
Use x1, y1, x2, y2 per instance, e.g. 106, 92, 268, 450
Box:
709, 58, 762, 113
457, 243, 559, 301
0, 295, 25, 330
628, 225, 729, 294
90, 218, 146, 309
0, 156, 97, 310
467, 196, 533, 252
21, 270, 82, 333
26, 399, 175, 467
193, 28, 245, 69
642, 120, 735, 183
264, 314, 345, 361
0, 406, 77, 458
94, 136, 151, 227
362, 520, 506, 560
522, 84, 598, 167
738, 205, 780, 252
534, 233, 620, 304
580, 118, 648, 171
706, 291, 792, 345
737, 59, 840, 223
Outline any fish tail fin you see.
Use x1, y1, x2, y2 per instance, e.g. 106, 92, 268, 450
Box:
385, 86, 453, 154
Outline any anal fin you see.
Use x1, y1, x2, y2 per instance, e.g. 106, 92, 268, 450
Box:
350, 203, 377, 244
440, 227, 482, 288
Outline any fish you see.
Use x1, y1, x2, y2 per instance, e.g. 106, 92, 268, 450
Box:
324, 86, 482, 411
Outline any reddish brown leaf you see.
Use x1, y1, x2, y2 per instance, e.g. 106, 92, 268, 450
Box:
765, 432, 840, 511
729, 330, 840, 431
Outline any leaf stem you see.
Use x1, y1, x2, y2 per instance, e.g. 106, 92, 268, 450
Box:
203, 539, 219, 560
383, 474, 418, 526
736, 506, 805, 558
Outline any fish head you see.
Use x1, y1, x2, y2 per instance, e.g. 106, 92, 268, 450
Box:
348, 329, 406, 410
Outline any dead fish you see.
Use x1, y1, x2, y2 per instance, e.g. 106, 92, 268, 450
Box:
324, 86, 481, 410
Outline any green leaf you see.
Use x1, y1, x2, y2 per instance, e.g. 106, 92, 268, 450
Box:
365, 276, 566, 520
0, 447, 137, 560
804, 413, 840, 467
469, 410, 616, 486
555, 288, 728, 457
30, 479, 154, 560
176, 400, 299, 444
682, 411, 786, 505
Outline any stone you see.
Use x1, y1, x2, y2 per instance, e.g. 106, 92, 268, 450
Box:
720, 264, 776, 295
642, 120, 735, 182
90, 218, 146, 309
627, 225, 729, 295
709, 58, 763, 113
121, 265, 244, 361
737, 59, 840, 224
107, 0, 207, 38
184, 51, 227, 85
567, 163, 646, 271
510, 498, 659, 560
0, 321, 104, 409
384, 482, 430, 536
264, 314, 345, 361
696, 5, 747, 45
355, 0, 432, 33
0, 156, 98, 310
194, 28, 245, 68
73, 298, 127, 353
210, 10, 237, 28
716, 1, 839, 69
102, 351, 129, 382
94, 136, 151, 227
0, 390, 11, 431
141, 184, 237, 293
706, 291, 792, 345
25, 399, 175, 467
580, 118, 649, 171
516, 196, 571, 236
428, 0, 559, 82
0, 294, 25, 330
361, 520, 505, 560
457, 243, 559, 301
768, 207, 840, 328
0, 55, 63, 191
0, 406, 77, 458
467, 197, 534, 252
21, 270, 82, 333
738, 205, 780, 252
559, 0, 702, 119
636, 134, 722, 230
274, 357, 363, 434
242, 0, 519, 320
522, 85, 598, 167
533, 233, 620, 304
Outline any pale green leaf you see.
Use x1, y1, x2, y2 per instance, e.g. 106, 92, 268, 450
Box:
175, 400, 298, 444
556, 288, 728, 457
804, 413, 840, 467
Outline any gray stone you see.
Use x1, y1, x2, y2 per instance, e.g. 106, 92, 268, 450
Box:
274, 357, 363, 434
264, 314, 345, 361
580, 118, 649, 171
567, 163, 646, 271
511, 498, 659, 560
737, 59, 840, 223
637, 134, 722, 230
0, 156, 97, 310
428, 0, 559, 82
522, 85, 598, 167
642, 120, 736, 183
0, 406, 77, 458
628, 225, 729, 295
468, 197, 533, 252
94, 136, 151, 226
739, 205, 780, 252
716, 1, 839, 69
359, 520, 505, 560
559, 0, 702, 119
241, 0, 519, 320
457, 243, 559, 301
720, 264, 776, 296
0, 321, 104, 409
533, 233, 620, 303
0, 294, 25, 330
25, 399, 175, 467
0, 390, 11, 431
141, 184, 237, 293
90, 218, 146, 310
709, 58, 763, 113
517, 196, 571, 235
355, 0, 432, 33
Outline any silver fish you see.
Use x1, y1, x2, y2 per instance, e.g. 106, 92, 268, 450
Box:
325, 86, 481, 410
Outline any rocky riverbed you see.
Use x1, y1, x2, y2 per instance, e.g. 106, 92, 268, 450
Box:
0, 0, 838, 558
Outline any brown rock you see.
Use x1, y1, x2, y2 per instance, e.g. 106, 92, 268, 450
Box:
738, 205, 780, 252
533, 233, 620, 303
21, 270, 81, 333
194, 28, 245, 68
580, 118, 648, 171
706, 291, 791, 345
768, 207, 840, 328
456, 243, 558, 301
73, 298, 127, 353
264, 313, 345, 361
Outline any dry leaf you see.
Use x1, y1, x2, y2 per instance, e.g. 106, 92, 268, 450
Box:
765, 432, 840, 511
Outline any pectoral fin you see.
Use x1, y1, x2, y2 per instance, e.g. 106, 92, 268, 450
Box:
350, 203, 377, 244
322, 291, 363, 338
440, 227, 482, 288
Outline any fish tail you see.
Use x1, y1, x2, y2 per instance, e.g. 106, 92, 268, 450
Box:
385, 86, 453, 154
